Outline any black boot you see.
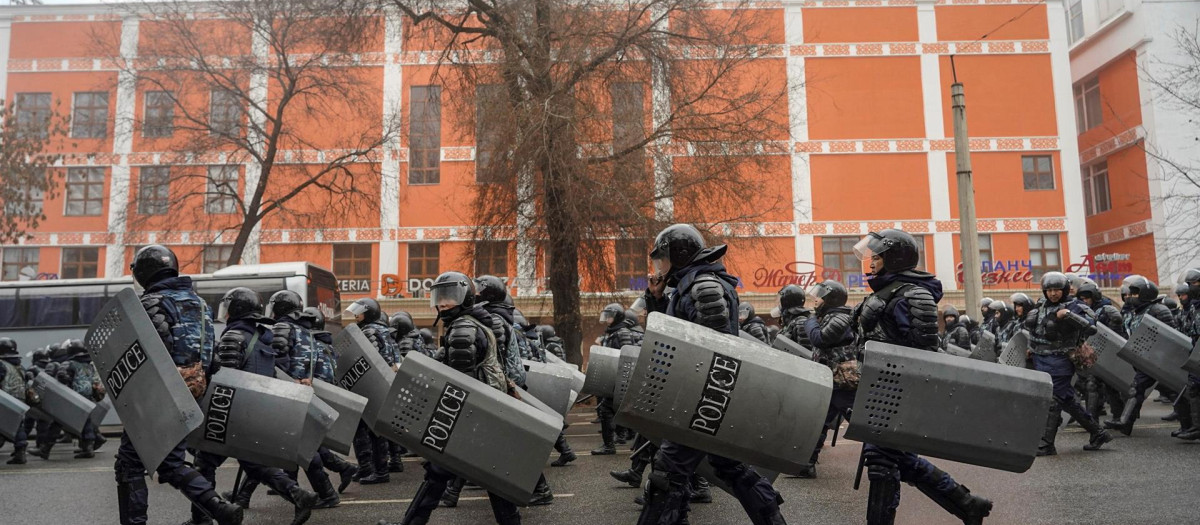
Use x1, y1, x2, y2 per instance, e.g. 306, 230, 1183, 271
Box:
388, 445, 405, 473
382, 479, 441, 524
441, 477, 464, 507
1175, 388, 1200, 440
312, 470, 340, 509
866, 472, 899, 525
529, 475, 554, 506
6, 446, 26, 465
592, 415, 617, 455
74, 439, 95, 459
337, 464, 359, 493
552, 433, 577, 466
1062, 403, 1113, 451
636, 472, 690, 525
1037, 404, 1061, 457
288, 485, 319, 525
1171, 391, 1192, 436
199, 495, 245, 525
611, 468, 644, 487
1104, 397, 1138, 436
688, 476, 712, 504
360, 470, 391, 485
914, 479, 992, 525
794, 464, 816, 478
29, 442, 53, 460
92, 433, 107, 451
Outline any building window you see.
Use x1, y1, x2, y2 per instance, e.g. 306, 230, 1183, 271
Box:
138, 166, 170, 215
143, 91, 175, 138
1073, 77, 1102, 134
1082, 161, 1111, 216
615, 239, 649, 291
611, 82, 646, 182
15, 93, 52, 139
474, 241, 509, 278
408, 243, 440, 297
1028, 233, 1061, 280
202, 245, 234, 273
206, 165, 239, 214
821, 237, 861, 279
476, 84, 505, 184
65, 167, 105, 216
209, 89, 242, 136
1, 248, 39, 281
332, 243, 373, 293
1022, 155, 1055, 191
5, 171, 45, 217
1068, 0, 1084, 43
71, 92, 109, 139
1099, 0, 1124, 21
978, 234, 993, 264
61, 247, 100, 279
409, 85, 442, 185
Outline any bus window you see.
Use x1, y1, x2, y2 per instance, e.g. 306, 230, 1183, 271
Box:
0, 288, 19, 327
307, 265, 341, 330
75, 285, 111, 326
27, 287, 75, 327
193, 277, 288, 314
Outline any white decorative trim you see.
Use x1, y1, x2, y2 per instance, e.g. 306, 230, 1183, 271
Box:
1086, 219, 1153, 247
1079, 126, 1145, 164
104, 17, 138, 278
1045, 0, 1089, 268
784, 3, 815, 265
379, 8, 404, 282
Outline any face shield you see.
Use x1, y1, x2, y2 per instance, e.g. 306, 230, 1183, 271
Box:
216, 299, 231, 323
738, 308, 750, 322
630, 296, 648, 315
808, 283, 830, 308
852, 234, 885, 261
769, 306, 782, 319
651, 257, 671, 280
599, 310, 616, 325
429, 284, 468, 314
344, 301, 370, 322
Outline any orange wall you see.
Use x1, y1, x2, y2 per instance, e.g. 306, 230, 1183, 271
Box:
934, 5, 1048, 41
945, 152, 1065, 219
938, 54, 1058, 138
810, 153, 931, 221
803, 7, 918, 43
1078, 51, 1142, 151
1084, 146, 1151, 235
806, 57, 926, 140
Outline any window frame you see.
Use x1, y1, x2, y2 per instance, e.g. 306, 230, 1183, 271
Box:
60, 247, 100, 279
1068, 0, 1084, 43
475, 84, 505, 184
409, 85, 442, 185
1028, 233, 1062, 280
611, 82, 647, 183
137, 166, 171, 216
205, 165, 240, 215
71, 91, 109, 139
821, 236, 862, 279
15, 92, 52, 139
1, 247, 40, 281
474, 241, 509, 278
407, 243, 440, 297
615, 239, 649, 291
201, 245, 234, 274
1022, 155, 1055, 191
143, 90, 175, 138
978, 234, 993, 264
332, 243, 374, 282
4, 169, 45, 217
64, 167, 106, 216
1073, 77, 1102, 134
1082, 161, 1112, 216
209, 89, 242, 136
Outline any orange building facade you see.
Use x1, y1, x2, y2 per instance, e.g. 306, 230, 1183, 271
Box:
0, 0, 1121, 302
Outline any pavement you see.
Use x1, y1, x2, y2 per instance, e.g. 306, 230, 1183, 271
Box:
1, 398, 1197, 525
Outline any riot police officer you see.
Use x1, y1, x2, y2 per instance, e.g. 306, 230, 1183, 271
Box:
378, 271, 520, 525
979, 298, 997, 335
390, 310, 428, 358
1175, 268, 1200, 440
739, 303, 770, 343
850, 229, 992, 525
774, 284, 813, 349
114, 245, 243, 525
1026, 273, 1112, 455
190, 287, 319, 525
637, 224, 787, 525
800, 280, 856, 479
0, 337, 28, 464
991, 301, 1019, 346
1106, 275, 1179, 436
302, 307, 363, 483
537, 325, 567, 361
940, 306, 970, 350
63, 338, 105, 458
346, 297, 400, 484
1075, 282, 1127, 423
594, 303, 638, 456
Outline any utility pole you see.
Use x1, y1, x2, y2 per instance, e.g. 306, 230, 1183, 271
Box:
952, 72, 983, 314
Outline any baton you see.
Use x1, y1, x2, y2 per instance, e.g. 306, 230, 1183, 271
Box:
574, 394, 594, 406
231, 465, 244, 497
831, 412, 844, 447
630, 439, 654, 459
852, 445, 866, 491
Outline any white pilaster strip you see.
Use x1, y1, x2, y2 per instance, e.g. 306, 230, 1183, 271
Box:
650, 3, 673, 222
238, 26, 271, 265
915, 0, 955, 288
1046, 0, 1088, 266
785, 4, 815, 265
379, 9, 404, 290
104, 17, 139, 278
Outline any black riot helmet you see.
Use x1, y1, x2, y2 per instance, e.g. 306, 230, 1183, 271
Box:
346, 297, 382, 325
300, 306, 325, 330
1075, 281, 1104, 304
31, 350, 49, 368
1163, 296, 1179, 310
419, 328, 434, 346
778, 285, 806, 311
650, 224, 707, 280
63, 339, 88, 361
513, 309, 530, 329
1121, 275, 1158, 307
624, 309, 640, 327
474, 275, 508, 304
942, 305, 960, 323
0, 337, 16, 356
1181, 268, 1200, 297
537, 325, 557, 340
1008, 291, 1036, 316
130, 244, 179, 288
1174, 282, 1190, 300
1040, 271, 1071, 301
808, 280, 848, 314
389, 311, 416, 334
599, 303, 626, 326
854, 229, 921, 274
991, 301, 1012, 324
980, 297, 993, 314
265, 290, 304, 320
738, 303, 755, 322
430, 271, 475, 321
217, 287, 263, 323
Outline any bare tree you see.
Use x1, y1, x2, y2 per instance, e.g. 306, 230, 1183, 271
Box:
391, 0, 791, 360
97, 0, 397, 266
0, 98, 70, 244
1138, 21, 1200, 276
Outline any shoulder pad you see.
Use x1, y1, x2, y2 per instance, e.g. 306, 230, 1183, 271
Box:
689, 274, 731, 330
448, 317, 480, 349
271, 322, 295, 354
139, 293, 177, 343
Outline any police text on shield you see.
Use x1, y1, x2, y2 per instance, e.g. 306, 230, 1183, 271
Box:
689, 353, 742, 436
203, 385, 236, 444
338, 356, 371, 390
105, 341, 148, 400
421, 382, 469, 453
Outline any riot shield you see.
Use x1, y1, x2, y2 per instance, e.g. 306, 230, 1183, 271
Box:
332, 324, 396, 429
89, 397, 111, 428
376, 353, 560, 505
844, 341, 1052, 473
772, 335, 813, 360
998, 331, 1030, 368
582, 345, 621, 397
274, 368, 368, 455
29, 373, 96, 437
615, 312, 832, 475
83, 288, 204, 471
1185, 339, 1200, 377
545, 352, 580, 371
1085, 325, 1136, 391
189, 368, 337, 469
944, 344, 971, 358
969, 331, 998, 362
738, 331, 767, 346
523, 360, 577, 417
613, 345, 640, 409
0, 389, 30, 442
517, 386, 566, 425
1118, 315, 1191, 393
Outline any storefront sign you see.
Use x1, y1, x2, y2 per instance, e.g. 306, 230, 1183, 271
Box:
338, 279, 371, 293
955, 253, 1135, 285
752, 262, 868, 289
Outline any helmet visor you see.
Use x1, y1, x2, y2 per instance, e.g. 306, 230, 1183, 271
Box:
769, 306, 781, 319
429, 285, 468, 313
345, 301, 370, 321
853, 234, 886, 261
216, 300, 231, 323
651, 257, 670, 279
264, 301, 285, 320
599, 310, 616, 324
738, 309, 749, 322
630, 296, 647, 315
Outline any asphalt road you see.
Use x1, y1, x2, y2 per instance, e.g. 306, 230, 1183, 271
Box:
2, 399, 1197, 525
